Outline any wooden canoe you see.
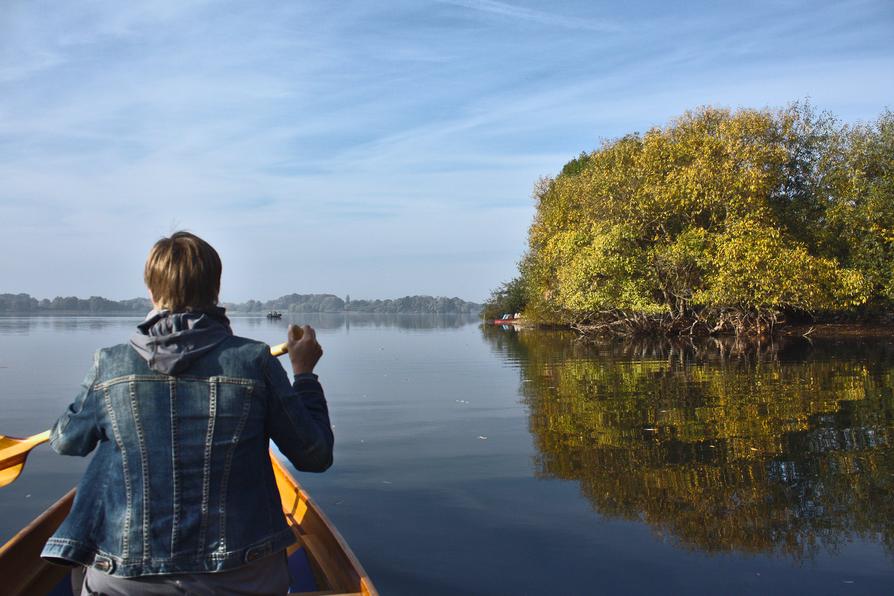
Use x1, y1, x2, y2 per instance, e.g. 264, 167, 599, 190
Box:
0, 452, 377, 596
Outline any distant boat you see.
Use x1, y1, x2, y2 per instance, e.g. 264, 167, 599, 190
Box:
493, 313, 522, 325
267, 311, 283, 319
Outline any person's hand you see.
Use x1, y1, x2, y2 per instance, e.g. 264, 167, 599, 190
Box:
287, 324, 323, 375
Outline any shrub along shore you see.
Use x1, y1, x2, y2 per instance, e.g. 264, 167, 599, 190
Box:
485, 102, 893, 337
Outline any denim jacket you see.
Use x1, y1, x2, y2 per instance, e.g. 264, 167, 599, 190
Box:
40, 334, 334, 577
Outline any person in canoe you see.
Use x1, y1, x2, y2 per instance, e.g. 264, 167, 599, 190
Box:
40, 231, 334, 595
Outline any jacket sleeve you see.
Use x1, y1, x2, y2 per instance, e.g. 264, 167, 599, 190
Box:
50, 350, 102, 457
263, 350, 334, 472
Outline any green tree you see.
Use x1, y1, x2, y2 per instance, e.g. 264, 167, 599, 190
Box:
482, 277, 528, 320
828, 111, 894, 305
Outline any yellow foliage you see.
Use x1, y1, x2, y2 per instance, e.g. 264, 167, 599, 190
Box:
518, 103, 891, 328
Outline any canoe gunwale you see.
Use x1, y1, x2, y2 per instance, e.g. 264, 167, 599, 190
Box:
271, 451, 378, 596
0, 488, 74, 595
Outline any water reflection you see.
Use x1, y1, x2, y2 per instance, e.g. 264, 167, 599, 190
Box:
237, 312, 479, 331
0, 316, 140, 334
0, 313, 480, 334
481, 326, 894, 560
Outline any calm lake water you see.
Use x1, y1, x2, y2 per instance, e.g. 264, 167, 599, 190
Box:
2, 315, 893, 595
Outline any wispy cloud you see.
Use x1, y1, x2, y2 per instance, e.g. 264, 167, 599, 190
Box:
436, 0, 623, 33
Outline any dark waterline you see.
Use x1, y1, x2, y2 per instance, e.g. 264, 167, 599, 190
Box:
1, 316, 893, 595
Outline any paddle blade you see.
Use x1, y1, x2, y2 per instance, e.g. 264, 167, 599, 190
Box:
0, 431, 51, 488
0, 461, 25, 488
0, 434, 25, 450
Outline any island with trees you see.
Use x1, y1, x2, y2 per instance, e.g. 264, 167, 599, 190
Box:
484, 102, 893, 336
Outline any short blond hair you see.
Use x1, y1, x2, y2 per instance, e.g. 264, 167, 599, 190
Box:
144, 232, 221, 311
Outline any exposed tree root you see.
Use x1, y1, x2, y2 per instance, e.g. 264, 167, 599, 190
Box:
571, 308, 784, 339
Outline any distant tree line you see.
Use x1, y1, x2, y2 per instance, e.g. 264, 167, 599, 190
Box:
0, 293, 152, 313
486, 102, 893, 336
230, 294, 346, 313
226, 294, 482, 314
1, 292, 481, 315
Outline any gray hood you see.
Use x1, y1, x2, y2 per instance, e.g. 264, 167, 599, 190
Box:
130, 307, 233, 375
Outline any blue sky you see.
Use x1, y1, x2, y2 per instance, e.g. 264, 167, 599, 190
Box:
1, 0, 892, 302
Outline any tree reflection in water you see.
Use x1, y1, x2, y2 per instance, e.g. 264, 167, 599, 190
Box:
481, 326, 894, 560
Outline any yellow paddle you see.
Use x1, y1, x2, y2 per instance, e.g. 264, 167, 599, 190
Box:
0, 337, 296, 488
270, 340, 289, 358
0, 430, 52, 488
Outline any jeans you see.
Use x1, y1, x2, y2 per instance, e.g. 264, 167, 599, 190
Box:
78, 550, 290, 595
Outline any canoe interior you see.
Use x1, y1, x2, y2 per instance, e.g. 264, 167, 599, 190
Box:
0, 452, 376, 596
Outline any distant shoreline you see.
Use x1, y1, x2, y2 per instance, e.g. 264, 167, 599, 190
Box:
0, 292, 483, 316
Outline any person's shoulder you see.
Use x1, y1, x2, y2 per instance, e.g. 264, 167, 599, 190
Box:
97, 342, 136, 359
215, 335, 280, 380
221, 334, 277, 363
90, 342, 148, 379
225, 334, 271, 351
